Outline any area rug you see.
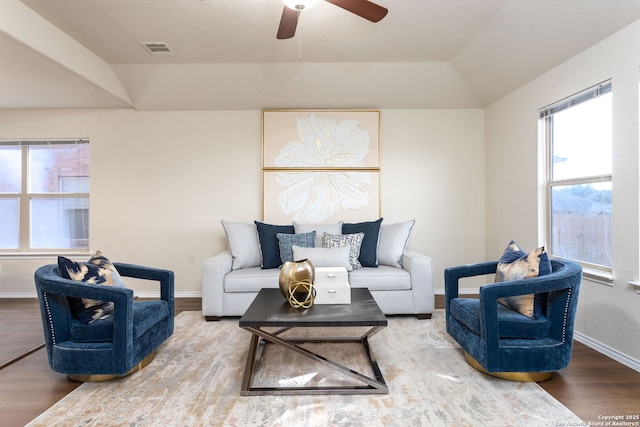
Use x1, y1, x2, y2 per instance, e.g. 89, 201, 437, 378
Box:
27, 310, 582, 426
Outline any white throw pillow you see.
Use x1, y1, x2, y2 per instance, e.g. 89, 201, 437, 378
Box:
322, 232, 365, 270
293, 221, 343, 247
221, 220, 261, 270
292, 245, 353, 272
377, 220, 415, 268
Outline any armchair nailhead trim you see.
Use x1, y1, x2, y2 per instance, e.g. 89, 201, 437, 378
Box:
53, 346, 110, 352
43, 292, 56, 345
502, 286, 574, 349
560, 287, 573, 344
503, 342, 564, 349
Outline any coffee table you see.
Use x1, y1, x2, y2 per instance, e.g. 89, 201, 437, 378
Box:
239, 288, 388, 395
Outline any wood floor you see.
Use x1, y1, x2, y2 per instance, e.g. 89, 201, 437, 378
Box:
1, 297, 639, 427
0, 299, 45, 369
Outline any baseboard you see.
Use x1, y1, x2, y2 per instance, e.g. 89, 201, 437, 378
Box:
0, 293, 37, 298
434, 288, 478, 296
0, 291, 203, 299
136, 291, 203, 298
573, 331, 640, 372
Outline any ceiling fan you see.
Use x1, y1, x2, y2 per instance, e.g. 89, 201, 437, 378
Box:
277, 0, 388, 40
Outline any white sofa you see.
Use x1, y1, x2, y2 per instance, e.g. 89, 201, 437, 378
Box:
202, 220, 434, 320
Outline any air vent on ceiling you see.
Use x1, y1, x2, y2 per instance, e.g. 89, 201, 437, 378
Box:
140, 42, 176, 56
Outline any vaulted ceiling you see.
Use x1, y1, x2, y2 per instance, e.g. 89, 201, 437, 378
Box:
2, 0, 640, 110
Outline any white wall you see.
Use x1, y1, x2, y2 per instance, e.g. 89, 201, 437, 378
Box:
0, 108, 485, 297
485, 20, 640, 363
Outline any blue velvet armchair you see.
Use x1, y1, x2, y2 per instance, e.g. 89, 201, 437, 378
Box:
34, 262, 174, 381
445, 259, 582, 381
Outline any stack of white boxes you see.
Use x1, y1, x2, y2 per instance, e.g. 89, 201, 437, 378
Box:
313, 267, 351, 304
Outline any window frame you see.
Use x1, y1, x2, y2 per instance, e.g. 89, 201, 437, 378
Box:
0, 139, 90, 254
540, 80, 613, 274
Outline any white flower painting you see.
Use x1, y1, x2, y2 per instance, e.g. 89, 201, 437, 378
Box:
274, 170, 372, 223
271, 114, 375, 223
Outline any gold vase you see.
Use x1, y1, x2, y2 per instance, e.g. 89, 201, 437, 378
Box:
279, 259, 316, 308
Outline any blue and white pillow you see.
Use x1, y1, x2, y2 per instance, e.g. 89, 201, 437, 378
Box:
495, 240, 552, 318
293, 221, 343, 248
343, 218, 383, 267
322, 232, 365, 270
276, 231, 316, 264
58, 251, 126, 324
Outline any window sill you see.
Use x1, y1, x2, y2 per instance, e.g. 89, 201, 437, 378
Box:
582, 267, 614, 287
0, 251, 92, 260
627, 281, 640, 294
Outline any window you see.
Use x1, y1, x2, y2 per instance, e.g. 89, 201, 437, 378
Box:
540, 81, 612, 269
0, 140, 89, 252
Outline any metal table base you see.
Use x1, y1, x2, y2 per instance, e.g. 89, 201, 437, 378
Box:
240, 325, 388, 395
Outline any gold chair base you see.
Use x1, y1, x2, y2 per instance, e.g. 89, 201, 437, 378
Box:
68, 352, 155, 382
464, 351, 554, 382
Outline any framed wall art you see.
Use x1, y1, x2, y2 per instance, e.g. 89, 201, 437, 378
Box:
262, 110, 381, 224
262, 110, 380, 169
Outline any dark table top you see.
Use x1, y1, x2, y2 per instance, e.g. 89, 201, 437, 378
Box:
239, 288, 388, 328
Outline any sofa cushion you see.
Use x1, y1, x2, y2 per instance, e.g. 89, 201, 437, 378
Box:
221, 220, 261, 270
294, 221, 343, 247
348, 265, 411, 291
224, 265, 410, 293
254, 221, 294, 269
342, 218, 383, 268
292, 245, 352, 271
449, 297, 550, 339
378, 220, 415, 268
224, 267, 281, 292
276, 231, 316, 264
495, 240, 552, 318
69, 300, 170, 343
322, 232, 365, 270
58, 251, 127, 324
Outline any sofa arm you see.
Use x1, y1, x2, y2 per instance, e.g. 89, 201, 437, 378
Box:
202, 252, 233, 318
402, 250, 434, 315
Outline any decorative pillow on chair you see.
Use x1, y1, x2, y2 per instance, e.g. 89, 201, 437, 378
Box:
254, 221, 294, 269
495, 240, 552, 318
377, 220, 415, 268
342, 218, 383, 268
221, 220, 261, 270
58, 251, 127, 324
276, 231, 316, 264
322, 232, 365, 270
292, 245, 353, 271
293, 221, 343, 247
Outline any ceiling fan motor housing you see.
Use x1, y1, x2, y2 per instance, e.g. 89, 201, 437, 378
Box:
278, 0, 388, 40
283, 0, 319, 11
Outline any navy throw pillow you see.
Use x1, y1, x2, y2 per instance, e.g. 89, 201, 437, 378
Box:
255, 221, 294, 269
342, 218, 383, 267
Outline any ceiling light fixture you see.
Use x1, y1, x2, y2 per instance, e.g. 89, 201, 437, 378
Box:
283, 0, 318, 11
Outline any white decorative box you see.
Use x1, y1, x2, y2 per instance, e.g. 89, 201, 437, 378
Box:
314, 267, 351, 305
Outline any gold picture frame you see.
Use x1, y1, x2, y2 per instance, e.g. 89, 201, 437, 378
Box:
262, 110, 381, 224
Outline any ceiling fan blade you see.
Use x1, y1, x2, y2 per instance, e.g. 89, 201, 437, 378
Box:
324, 0, 388, 22
277, 6, 299, 39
